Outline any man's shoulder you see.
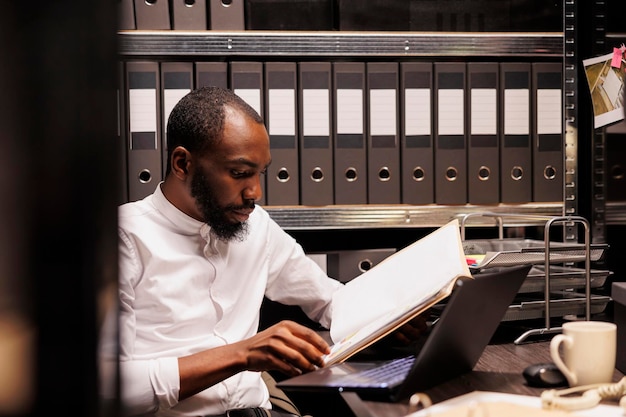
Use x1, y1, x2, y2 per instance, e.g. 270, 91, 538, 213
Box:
252, 204, 270, 219
250, 205, 280, 230
117, 196, 156, 225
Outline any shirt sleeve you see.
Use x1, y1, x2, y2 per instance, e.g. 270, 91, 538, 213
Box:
116, 228, 181, 414
262, 214, 343, 329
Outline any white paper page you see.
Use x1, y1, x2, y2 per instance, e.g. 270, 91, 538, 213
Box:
329, 219, 471, 344
408, 391, 624, 417
324, 288, 440, 365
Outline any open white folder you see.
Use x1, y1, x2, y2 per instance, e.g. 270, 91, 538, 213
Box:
324, 219, 472, 366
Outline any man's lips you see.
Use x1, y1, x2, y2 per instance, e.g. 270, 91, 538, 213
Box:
230, 207, 254, 221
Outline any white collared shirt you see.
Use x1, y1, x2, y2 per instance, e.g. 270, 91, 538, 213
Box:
111, 183, 342, 416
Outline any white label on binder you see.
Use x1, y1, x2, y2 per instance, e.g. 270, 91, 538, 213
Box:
537, 89, 562, 135
405, 88, 431, 136
303, 89, 330, 136
470, 88, 497, 135
370, 89, 397, 136
438, 89, 464, 135
268, 89, 296, 136
504, 89, 530, 135
337, 89, 364, 135
233, 88, 262, 116
163, 89, 190, 132
129, 88, 158, 146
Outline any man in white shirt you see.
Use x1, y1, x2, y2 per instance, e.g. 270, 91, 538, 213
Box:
110, 86, 344, 416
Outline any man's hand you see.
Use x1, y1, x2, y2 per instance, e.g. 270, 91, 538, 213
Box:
240, 320, 330, 376
178, 320, 329, 400
388, 313, 429, 346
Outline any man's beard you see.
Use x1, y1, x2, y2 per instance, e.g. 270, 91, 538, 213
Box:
190, 168, 251, 242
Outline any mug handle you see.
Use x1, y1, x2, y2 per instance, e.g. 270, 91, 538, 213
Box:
550, 334, 577, 386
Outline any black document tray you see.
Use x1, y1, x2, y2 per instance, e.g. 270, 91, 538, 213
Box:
462, 238, 607, 270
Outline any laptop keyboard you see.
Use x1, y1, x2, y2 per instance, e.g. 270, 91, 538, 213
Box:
340, 356, 416, 388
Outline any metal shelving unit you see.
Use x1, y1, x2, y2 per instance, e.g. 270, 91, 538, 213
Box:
118, 30, 568, 231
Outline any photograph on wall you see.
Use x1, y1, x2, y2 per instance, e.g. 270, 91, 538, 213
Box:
583, 48, 626, 128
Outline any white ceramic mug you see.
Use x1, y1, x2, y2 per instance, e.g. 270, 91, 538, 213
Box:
550, 320, 617, 387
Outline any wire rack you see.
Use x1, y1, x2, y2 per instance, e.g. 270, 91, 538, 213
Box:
458, 212, 608, 344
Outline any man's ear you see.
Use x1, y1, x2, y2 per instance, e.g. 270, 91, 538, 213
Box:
170, 146, 190, 178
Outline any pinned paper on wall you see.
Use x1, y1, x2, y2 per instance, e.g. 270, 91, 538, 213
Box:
583, 48, 626, 128
611, 47, 624, 68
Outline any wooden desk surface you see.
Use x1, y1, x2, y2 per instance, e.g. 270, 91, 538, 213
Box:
357, 330, 624, 417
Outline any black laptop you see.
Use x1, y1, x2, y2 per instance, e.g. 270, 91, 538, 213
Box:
277, 264, 531, 402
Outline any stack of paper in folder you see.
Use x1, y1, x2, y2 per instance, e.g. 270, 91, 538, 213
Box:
324, 219, 472, 366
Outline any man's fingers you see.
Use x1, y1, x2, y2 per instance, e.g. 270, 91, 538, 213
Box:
282, 321, 331, 353
247, 321, 328, 374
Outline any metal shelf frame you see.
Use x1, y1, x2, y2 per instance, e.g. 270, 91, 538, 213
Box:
266, 203, 563, 231
118, 30, 563, 58
563, 0, 580, 242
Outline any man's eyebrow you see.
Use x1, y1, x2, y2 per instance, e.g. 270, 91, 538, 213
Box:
230, 157, 272, 170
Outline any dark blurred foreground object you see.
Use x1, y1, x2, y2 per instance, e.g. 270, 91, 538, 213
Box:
0, 2, 119, 416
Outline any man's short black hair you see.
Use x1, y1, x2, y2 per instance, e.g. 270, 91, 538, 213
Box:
165, 86, 264, 175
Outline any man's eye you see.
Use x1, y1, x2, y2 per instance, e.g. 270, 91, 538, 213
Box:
232, 170, 252, 178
